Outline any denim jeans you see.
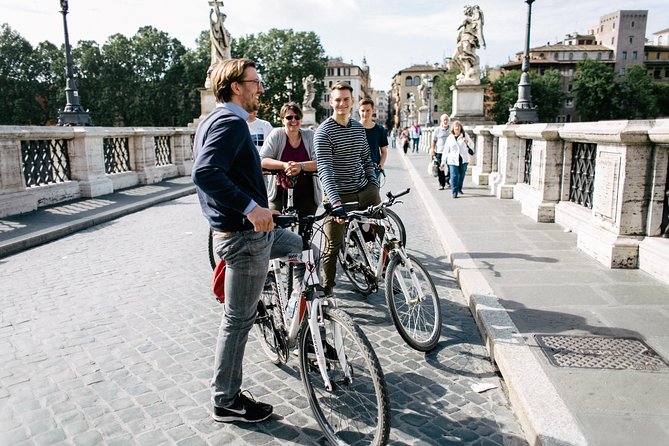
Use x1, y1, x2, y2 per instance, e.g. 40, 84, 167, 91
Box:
211, 227, 302, 408
412, 138, 420, 152
448, 162, 468, 195
321, 182, 381, 288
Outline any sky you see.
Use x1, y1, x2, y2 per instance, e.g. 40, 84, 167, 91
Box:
2, 0, 668, 91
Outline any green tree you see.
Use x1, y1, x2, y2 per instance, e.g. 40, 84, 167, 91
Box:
531, 69, 566, 123
179, 30, 210, 124
654, 83, 669, 118
433, 67, 460, 118
572, 59, 619, 121
618, 64, 658, 119
232, 29, 327, 125
32, 40, 65, 124
489, 70, 521, 124
0, 24, 42, 124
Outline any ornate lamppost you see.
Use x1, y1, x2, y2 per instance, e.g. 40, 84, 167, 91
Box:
508, 0, 538, 124
57, 0, 92, 126
284, 77, 293, 102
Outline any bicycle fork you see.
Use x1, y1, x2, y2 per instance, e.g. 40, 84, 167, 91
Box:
392, 250, 425, 305
307, 299, 351, 392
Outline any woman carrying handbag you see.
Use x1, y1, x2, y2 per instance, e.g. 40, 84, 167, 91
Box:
439, 120, 474, 199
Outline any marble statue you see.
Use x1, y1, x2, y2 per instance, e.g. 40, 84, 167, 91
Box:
302, 74, 316, 110
206, 1, 232, 87
453, 5, 486, 85
417, 74, 430, 108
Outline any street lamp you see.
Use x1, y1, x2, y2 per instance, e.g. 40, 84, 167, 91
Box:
284, 76, 293, 102
57, 0, 92, 126
508, 0, 538, 124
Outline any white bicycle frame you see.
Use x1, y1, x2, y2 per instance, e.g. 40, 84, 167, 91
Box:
345, 213, 426, 304
269, 234, 351, 391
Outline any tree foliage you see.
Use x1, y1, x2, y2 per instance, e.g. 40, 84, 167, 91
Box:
572, 60, 619, 121
617, 64, 659, 119
433, 67, 460, 118
488, 69, 565, 124
232, 29, 328, 125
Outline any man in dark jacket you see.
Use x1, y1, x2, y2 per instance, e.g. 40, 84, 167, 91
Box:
192, 59, 301, 424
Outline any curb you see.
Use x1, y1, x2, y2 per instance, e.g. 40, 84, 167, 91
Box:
400, 153, 587, 446
0, 186, 195, 259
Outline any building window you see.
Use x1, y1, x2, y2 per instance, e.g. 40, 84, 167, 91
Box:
622, 51, 627, 60
405, 76, 412, 86
597, 52, 602, 60
613, 22, 615, 29
327, 68, 334, 76
539, 53, 545, 59
611, 37, 615, 45
413, 75, 420, 85
565, 98, 574, 108
629, 36, 633, 44
554, 53, 559, 60
655, 69, 661, 79
620, 68, 626, 76
567, 83, 573, 92
657, 52, 661, 60
336, 68, 340, 76
433, 105, 438, 112
583, 53, 588, 59
665, 68, 669, 78
633, 51, 637, 60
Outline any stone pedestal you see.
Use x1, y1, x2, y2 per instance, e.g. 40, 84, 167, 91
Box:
196, 88, 216, 123
450, 84, 494, 127
302, 108, 317, 128
418, 106, 429, 127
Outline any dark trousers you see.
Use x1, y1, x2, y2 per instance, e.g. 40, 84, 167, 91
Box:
435, 153, 450, 187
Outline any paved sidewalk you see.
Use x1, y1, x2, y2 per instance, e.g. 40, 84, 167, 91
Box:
401, 151, 669, 446
0, 177, 195, 259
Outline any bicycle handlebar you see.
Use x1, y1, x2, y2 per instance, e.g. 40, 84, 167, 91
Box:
345, 188, 411, 218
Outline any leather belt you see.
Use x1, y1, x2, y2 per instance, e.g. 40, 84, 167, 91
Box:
212, 230, 236, 238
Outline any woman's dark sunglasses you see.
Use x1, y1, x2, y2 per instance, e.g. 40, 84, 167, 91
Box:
284, 115, 302, 121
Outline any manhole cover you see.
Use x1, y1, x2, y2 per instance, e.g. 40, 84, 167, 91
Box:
534, 334, 669, 371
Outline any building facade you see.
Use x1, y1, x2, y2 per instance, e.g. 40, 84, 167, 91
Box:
320, 57, 371, 118
502, 9, 669, 122
390, 64, 448, 130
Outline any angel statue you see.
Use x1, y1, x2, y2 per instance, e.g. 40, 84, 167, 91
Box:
205, 1, 232, 87
302, 75, 316, 110
453, 5, 486, 85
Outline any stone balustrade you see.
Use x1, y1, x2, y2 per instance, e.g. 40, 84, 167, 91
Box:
456, 118, 668, 284
0, 126, 195, 218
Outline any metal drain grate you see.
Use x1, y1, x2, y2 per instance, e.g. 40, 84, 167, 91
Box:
534, 334, 669, 371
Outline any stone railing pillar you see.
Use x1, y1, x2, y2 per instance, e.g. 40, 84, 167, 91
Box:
173, 128, 194, 176
513, 123, 564, 222
489, 125, 522, 199
0, 127, 37, 217
131, 128, 177, 184
556, 120, 654, 268
69, 127, 114, 197
471, 126, 494, 186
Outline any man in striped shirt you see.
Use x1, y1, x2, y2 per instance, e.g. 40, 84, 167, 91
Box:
315, 82, 380, 293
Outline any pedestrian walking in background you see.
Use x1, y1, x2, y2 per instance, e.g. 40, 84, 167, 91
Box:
431, 113, 451, 190
409, 122, 421, 153
400, 127, 410, 154
439, 120, 474, 198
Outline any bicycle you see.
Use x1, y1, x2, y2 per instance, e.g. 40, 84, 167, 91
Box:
338, 189, 442, 352
248, 205, 391, 445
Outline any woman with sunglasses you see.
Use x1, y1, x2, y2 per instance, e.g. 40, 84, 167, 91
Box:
260, 102, 322, 219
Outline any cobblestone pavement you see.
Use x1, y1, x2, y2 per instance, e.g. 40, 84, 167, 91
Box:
0, 150, 527, 445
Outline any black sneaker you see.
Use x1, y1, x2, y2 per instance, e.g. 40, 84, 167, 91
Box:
212, 391, 273, 423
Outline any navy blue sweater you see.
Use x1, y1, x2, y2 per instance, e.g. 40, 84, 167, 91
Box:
192, 106, 268, 232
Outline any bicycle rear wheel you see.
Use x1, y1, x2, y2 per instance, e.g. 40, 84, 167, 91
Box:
338, 232, 375, 295
254, 272, 288, 364
384, 253, 441, 352
299, 306, 390, 446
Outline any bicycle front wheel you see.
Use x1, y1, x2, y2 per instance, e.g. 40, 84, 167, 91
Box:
338, 232, 375, 295
299, 306, 390, 446
385, 253, 441, 352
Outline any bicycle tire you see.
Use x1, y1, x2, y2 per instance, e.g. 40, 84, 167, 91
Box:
382, 208, 407, 247
338, 232, 375, 295
254, 271, 288, 364
299, 306, 390, 446
384, 253, 441, 352
208, 229, 217, 270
